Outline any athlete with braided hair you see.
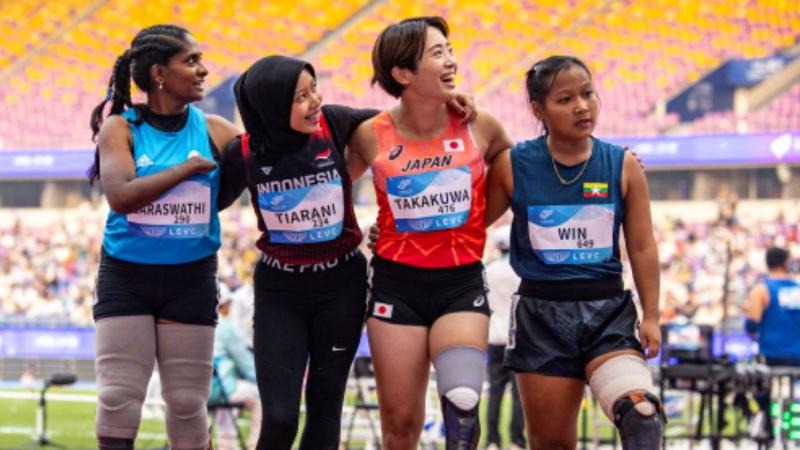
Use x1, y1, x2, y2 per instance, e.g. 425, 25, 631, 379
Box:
89, 24, 240, 450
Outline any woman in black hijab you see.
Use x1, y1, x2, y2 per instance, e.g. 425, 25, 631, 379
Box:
220, 55, 474, 449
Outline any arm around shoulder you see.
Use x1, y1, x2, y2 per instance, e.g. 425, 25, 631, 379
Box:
206, 114, 242, 150
345, 118, 377, 180
485, 148, 513, 226
472, 108, 514, 163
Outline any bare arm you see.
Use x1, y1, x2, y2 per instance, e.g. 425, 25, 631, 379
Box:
621, 152, 661, 358
206, 114, 242, 151
98, 116, 217, 214
745, 283, 770, 322
345, 118, 378, 180
485, 148, 513, 226
471, 108, 514, 163
206, 114, 245, 210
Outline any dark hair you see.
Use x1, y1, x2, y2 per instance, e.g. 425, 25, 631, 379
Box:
525, 55, 592, 135
766, 247, 790, 269
371, 16, 449, 98
87, 24, 190, 184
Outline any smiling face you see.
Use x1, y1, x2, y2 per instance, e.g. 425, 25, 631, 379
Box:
402, 26, 457, 100
289, 69, 323, 134
532, 64, 599, 141
158, 34, 208, 103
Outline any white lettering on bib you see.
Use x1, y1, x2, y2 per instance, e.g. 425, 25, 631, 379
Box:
778, 286, 800, 309
527, 204, 614, 265
258, 179, 344, 244
387, 167, 472, 233
127, 179, 211, 239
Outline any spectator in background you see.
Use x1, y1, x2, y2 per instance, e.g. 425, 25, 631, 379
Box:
219, 266, 255, 348
744, 246, 800, 441
745, 247, 800, 366
484, 225, 526, 450
211, 284, 261, 450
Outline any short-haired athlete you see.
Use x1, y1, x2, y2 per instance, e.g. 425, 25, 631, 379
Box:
348, 16, 514, 449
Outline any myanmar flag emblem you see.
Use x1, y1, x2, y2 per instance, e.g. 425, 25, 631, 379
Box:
583, 182, 608, 198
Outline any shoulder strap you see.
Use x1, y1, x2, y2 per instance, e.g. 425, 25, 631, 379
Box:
240, 134, 254, 189
241, 133, 251, 159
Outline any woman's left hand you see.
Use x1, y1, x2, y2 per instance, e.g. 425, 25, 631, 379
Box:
447, 91, 477, 123
366, 223, 380, 250
638, 318, 662, 359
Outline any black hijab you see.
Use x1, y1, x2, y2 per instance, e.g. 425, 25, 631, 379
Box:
233, 55, 316, 155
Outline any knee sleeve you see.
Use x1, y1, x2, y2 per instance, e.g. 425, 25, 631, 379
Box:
433, 346, 485, 411
95, 316, 156, 439
157, 323, 214, 449
589, 355, 664, 450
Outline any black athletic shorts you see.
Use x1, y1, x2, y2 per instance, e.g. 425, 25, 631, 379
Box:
366, 254, 490, 327
93, 249, 219, 326
504, 276, 644, 379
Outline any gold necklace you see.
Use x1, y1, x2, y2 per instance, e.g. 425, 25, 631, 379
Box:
549, 143, 592, 186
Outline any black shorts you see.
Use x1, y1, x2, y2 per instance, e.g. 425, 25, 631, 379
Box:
93, 249, 219, 326
504, 277, 643, 379
366, 254, 490, 327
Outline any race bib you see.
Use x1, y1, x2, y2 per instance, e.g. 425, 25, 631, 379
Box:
387, 167, 472, 233
258, 179, 344, 244
527, 204, 614, 265
778, 286, 800, 309
127, 179, 211, 239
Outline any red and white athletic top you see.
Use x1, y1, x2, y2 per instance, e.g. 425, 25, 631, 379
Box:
371, 110, 486, 268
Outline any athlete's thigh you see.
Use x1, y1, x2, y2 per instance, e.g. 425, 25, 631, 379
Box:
367, 318, 430, 420
585, 348, 645, 380
516, 372, 585, 449
429, 311, 489, 357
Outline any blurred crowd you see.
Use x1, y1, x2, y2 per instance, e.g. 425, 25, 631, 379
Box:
1, 198, 798, 329
0, 203, 264, 327
656, 197, 800, 326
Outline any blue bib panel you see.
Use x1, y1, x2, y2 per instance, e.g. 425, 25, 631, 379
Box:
509, 136, 625, 281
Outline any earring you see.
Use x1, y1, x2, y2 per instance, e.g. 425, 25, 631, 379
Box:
158, 80, 164, 90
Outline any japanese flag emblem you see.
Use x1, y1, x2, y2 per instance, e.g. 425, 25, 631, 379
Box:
373, 302, 394, 319
443, 138, 464, 153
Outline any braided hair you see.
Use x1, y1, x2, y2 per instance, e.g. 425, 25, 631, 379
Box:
88, 24, 190, 184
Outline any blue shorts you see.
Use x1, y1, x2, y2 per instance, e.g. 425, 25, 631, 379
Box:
505, 278, 643, 379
